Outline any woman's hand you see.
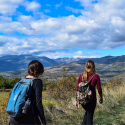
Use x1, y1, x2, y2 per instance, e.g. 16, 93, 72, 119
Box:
99, 97, 103, 104
99, 93, 103, 104
76, 101, 79, 108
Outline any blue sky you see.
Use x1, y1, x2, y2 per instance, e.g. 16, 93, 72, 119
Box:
0, 0, 125, 59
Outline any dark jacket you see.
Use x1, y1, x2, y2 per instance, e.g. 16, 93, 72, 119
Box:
9, 78, 46, 125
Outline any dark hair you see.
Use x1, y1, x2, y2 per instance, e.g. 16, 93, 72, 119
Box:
82, 60, 96, 82
28, 60, 44, 77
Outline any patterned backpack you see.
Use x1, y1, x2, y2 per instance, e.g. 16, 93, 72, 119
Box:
76, 73, 96, 105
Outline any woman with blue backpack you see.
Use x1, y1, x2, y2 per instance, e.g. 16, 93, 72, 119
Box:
8, 60, 46, 125
76, 60, 103, 125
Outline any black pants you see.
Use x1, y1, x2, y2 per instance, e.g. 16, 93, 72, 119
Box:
81, 99, 96, 125
9, 109, 41, 125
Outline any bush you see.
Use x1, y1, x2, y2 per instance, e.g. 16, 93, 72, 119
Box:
46, 73, 78, 106
43, 100, 56, 111
1, 87, 5, 91
7, 78, 19, 88
0, 75, 6, 88
104, 78, 123, 88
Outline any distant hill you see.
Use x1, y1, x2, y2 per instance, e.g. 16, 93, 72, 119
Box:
0, 55, 58, 72
0, 61, 125, 83
77, 55, 125, 64
0, 54, 125, 73
0, 55, 84, 72
54, 57, 82, 64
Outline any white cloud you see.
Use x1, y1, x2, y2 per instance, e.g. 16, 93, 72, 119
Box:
25, 1, 41, 12
55, 2, 63, 9
0, 0, 41, 15
44, 9, 51, 13
0, 16, 12, 22
0, 0, 125, 57
65, 6, 83, 14
0, 0, 24, 4
18, 15, 33, 22
75, 0, 93, 6
0, 0, 24, 15
37, 51, 99, 59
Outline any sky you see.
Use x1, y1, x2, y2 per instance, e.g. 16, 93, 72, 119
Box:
0, 0, 125, 59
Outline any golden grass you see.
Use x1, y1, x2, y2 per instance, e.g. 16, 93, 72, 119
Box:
0, 81, 125, 125
96, 82, 125, 113
0, 92, 9, 125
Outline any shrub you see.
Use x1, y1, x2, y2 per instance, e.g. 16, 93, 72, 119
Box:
104, 78, 123, 88
46, 73, 78, 107
0, 75, 6, 88
43, 100, 56, 111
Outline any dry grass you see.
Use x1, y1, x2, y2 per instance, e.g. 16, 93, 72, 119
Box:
1, 81, 125, 125
96, 82, 125, 112
0, 92, 9, 125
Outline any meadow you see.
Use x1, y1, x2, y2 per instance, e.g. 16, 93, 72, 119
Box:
0, 74, 125, 125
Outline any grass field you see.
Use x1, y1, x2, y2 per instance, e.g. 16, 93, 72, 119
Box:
0, 92, 9, 101
1, 81, 125, 125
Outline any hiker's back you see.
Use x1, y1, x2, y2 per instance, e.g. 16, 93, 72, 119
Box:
9, 79, 44, 125
8, 60, 46, 125
76, 60, 103, 125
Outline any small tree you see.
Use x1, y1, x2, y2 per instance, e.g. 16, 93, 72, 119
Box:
8, 78, 19, 88
46, 68, 78, 107
0, 75, 6, 87
62, 66, 69, 78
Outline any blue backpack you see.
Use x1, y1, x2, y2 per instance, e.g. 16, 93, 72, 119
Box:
6, 77, 37, 118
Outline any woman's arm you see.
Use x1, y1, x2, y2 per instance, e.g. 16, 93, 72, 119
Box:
77, 75, 82, 91
35, 80, 46, 125
96, 75, 103, 104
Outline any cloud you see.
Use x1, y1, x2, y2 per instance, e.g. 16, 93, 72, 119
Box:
25, 1, 41, 12
0, 0, 125, 57
46, 4, 51, 7
0, 0, 41, 15
18, 15, 33, 22
55, 2, 63, 9
0, 12, 125, 49
75, 0, 95, 7
44, 9, 51, 13
65, 6, 83, 14
0, 0, 24, 15
37, 51, 99, 59
0, 16, 12, 22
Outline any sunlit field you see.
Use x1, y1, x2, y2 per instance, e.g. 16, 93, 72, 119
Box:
0, 77, 125, 125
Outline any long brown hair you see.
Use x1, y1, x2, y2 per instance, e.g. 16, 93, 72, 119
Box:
82, 60, 96, 82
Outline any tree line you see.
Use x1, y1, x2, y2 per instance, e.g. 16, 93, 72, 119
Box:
0, 75, 18, 89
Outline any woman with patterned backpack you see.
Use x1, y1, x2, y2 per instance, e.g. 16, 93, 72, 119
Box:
76, 60, 103, 125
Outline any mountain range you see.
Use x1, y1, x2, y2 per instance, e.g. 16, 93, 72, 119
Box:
0, 54, 125, 73
0, 55, 82, 72
77, 55, 125, 64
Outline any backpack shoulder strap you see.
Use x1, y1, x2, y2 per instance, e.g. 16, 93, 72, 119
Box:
87, 73, 97, 83
80, 73, 97, 86
19, 77, 39, 98
80, 73, 96, 82
81, 73, 83, 78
